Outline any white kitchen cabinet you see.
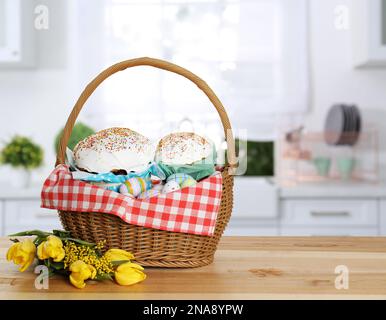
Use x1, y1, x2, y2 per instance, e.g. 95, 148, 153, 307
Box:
281, 199, 378, 227
233, 177, 277, 218
227, 177, 278, 235
225, 218, 279, 236
278, 184, 386, 236
0, 201, 3, 235
379, 200, 386, 235
224, 226, 279, 236
4, 200, 62, 235
228, 179, 385, 236
352, 0, 386, 67
0, 186, 62, 236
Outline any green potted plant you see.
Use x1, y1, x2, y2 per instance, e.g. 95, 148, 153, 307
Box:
0, 136, 44, 188
54, 122, 95, 152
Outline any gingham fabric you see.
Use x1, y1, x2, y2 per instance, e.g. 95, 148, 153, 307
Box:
41, 165, 223, 236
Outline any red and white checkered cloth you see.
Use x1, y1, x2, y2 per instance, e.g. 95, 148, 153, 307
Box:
41, 165, 222, 236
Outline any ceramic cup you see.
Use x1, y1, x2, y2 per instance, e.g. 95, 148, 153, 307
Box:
337, 158, 356, 180
312, 157, 331, 177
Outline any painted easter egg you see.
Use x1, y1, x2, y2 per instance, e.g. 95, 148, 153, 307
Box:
120, 177, 152, 197
166, 173, 191, 185
152, 183, 164, 191
162, 180, 180, 194
119, 183, 130, 194
118, 184, 136, 198
150, 175, 162, 185
137, 188, 161, 199
180, 177, 197, 189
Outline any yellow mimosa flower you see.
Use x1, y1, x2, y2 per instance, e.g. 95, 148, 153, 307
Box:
114, 262, 146, 286
69, 260, 97, 289
37, 235, 65, 262
6, 239, 36, 272
104, 248, 134, 262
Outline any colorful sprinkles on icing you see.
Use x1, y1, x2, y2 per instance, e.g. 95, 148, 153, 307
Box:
73, 127, 155, 173
155, 132, 212, 165
74, 127, 150, 155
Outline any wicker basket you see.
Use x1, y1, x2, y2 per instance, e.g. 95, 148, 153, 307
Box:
56, 57, 237, 268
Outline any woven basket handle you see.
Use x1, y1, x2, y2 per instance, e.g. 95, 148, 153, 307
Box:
56, 57, 237, 169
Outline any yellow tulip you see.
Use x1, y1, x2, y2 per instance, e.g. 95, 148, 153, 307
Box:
6, 239, 36, 272
37, 235, 65, 262
114, 262, 146, 286
69, 260, 97, 289
104, 248, 134, 262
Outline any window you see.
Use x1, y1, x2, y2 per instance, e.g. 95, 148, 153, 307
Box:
0, 0, 35, 67
74, 0, 309, 142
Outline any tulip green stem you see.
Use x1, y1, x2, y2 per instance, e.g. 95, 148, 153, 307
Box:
8, 230, 95, 247
95, 273, 114, 281
60, 237, 95, 246
8, 230, 52, 238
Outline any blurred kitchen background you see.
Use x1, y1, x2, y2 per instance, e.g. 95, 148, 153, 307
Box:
1, 0, 386, 236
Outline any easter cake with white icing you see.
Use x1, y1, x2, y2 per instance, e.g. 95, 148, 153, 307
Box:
73, 127, 155, 174
155, 132, 214, 165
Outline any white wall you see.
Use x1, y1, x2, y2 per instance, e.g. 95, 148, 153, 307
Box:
305, 0, 386, 179
0, 1, 81, 185
1, 0, 386, 185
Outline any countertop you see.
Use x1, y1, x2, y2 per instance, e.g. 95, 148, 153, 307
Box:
235, 176, 386, 199
0, 185, 42, 199
1, 236, 386, 299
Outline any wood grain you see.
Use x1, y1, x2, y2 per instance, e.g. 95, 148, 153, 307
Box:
1, 236, 386, 299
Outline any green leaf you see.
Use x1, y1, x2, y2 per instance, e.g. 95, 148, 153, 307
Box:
47, 268, 59, 278
45, 259, 51, 267
7, 229, 97, 248
8, 230, 52, 238
54, 269, 70, 277
61, 237, 95, 246
111, 260, 131, 267
50, 261, 65, 271
52, 230, 71, 238
9, 238, 20, 243
33, 236, 46, 246
95, 273, 114, 281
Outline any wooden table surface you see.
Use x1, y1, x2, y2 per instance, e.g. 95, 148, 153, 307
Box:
1, 236, 386, 299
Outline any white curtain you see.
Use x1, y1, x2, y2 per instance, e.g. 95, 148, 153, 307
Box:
71, 0, 309, 142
